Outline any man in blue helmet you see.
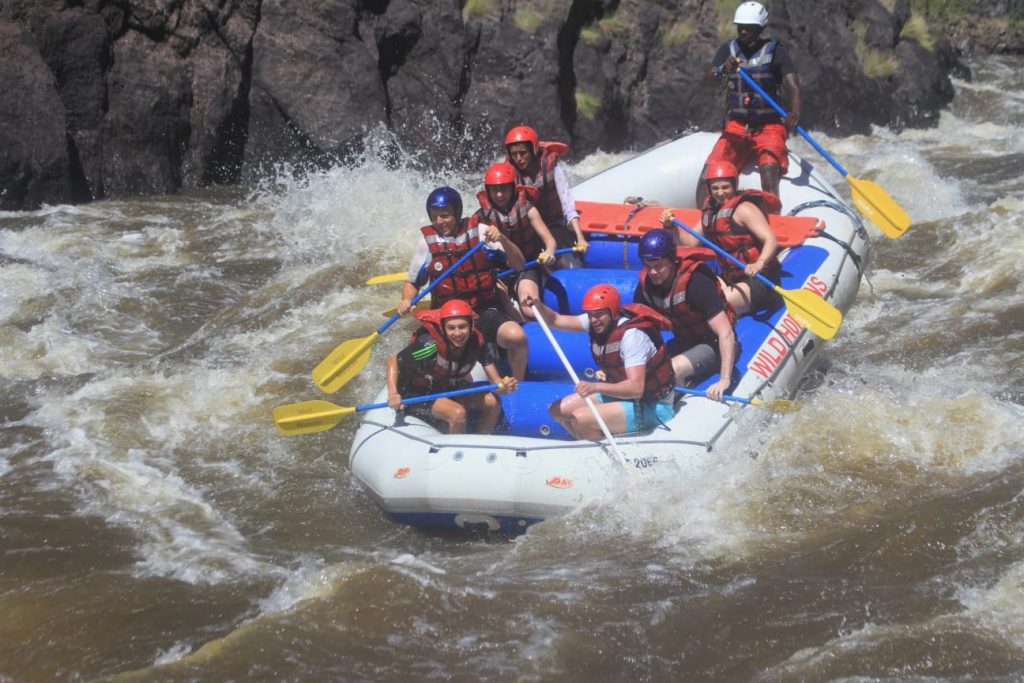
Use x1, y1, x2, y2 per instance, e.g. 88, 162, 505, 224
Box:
633, 229, 739, 402
398, 186, 530, 380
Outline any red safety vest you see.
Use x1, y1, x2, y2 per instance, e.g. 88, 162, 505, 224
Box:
420, 217, 498, 308
475, 187, 544, 261
402, 309, 486, 393
510, 142, 573, 240
700, 190, 782, 284
638, 248, 736, 346
589, 304, 675, 402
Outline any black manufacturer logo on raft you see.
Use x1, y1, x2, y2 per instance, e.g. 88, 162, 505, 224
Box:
630, 456, 660, 469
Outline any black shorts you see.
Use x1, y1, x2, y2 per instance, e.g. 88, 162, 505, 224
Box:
499, 267, 544, 297
745, 276, 782, 312
513, 268, 546, 299
476, 306, 514, 344
402, 401, 440, 426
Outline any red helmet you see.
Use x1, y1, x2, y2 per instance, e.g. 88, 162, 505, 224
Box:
504, 125, 540, 156
581, 284, 621, 318
439, 298, 475, 323
484, 162, 517, 187
707, 160, 739, 185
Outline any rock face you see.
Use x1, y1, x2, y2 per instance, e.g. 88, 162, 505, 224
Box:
0, 0, 993, 210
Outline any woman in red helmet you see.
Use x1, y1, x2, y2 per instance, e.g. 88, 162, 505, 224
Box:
386, 298, 518, 434
525, 285, 676, 439
475, 161, 558, 320
661, 160, 781, 316
504, 125, 588, 262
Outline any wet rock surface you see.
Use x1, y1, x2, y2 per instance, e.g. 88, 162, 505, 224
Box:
0, 0, 1006, 209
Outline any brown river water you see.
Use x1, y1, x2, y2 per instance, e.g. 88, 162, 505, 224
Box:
1, 56, 1022, 681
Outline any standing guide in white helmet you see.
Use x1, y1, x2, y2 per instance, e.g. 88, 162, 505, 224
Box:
698, 1, 802, 207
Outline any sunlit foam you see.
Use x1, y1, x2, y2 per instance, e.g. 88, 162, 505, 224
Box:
249, 127, 473, 270
258, 558, 368, 616
0, 317, 105, 380
23, 367, 297, 585
0, 262, 52, 322
791, 127, 967, 225
568, 149, 637, 182
510, 371, 1024, 568
153, 641, 194, 666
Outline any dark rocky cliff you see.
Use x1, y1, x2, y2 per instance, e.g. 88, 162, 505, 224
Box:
0, 0, 994, 210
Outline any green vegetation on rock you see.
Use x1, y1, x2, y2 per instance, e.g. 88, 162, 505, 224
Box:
462, 0, 498, 22
662, 20, 695, 47
514, 9, 543, 34
854, 22, 898, 78
575, 90, 602, 120
715, 0, 742, 42
900, 12, 937, 50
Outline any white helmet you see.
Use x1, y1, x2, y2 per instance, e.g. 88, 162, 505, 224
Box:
734, 1, 768, 27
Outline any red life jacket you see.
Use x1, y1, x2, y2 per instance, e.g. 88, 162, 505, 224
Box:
638, 248, 736, 345
510, 141, 573, 240
402, 310, 486, 394
700, 190, 782, 285
420, 217, 498, 308
589, 304, 675, 402
475, 186, 544, 261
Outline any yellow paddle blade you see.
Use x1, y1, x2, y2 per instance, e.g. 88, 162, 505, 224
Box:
311, 331, 379, 393
273, 400, 356, 436
847, 175, 911, 239
774, 286, 843, 340
366, 272, 407, 285
751, 397, 799, 412
382, 300, 431, 317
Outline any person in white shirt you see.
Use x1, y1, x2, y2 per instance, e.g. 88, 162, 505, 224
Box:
525, 285, 677, 439
504, 125, 589, 266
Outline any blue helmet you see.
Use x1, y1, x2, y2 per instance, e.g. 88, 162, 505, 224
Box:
638, 228, 677, 261
426, 186, 463, 221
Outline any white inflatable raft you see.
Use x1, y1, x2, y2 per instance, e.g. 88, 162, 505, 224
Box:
348, 132, 871, 534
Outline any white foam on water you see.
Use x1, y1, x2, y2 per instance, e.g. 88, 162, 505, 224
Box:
0, 449, 11, 479
959, 563, 1024, 650
20, 362, 299, 584
0, 262, 52, 322
153, 641, 195, 666
257, 557, 370, 616
760, 559, 1024, 678
45, 440, 280, 585
791, 125, 968, 226
567, 149, 637, 183
389, 552, 448, 575
249, 132, 468, 271
0, 316, 106, 380
528, 375, 1024, 570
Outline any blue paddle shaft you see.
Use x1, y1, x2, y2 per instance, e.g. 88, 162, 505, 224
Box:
735, 69, 849, 178
358, 382, 501, 413
675, 385, 752, 405
379, 239, 487, 335
670, 217, 774, 289
497, 246, 576, 279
